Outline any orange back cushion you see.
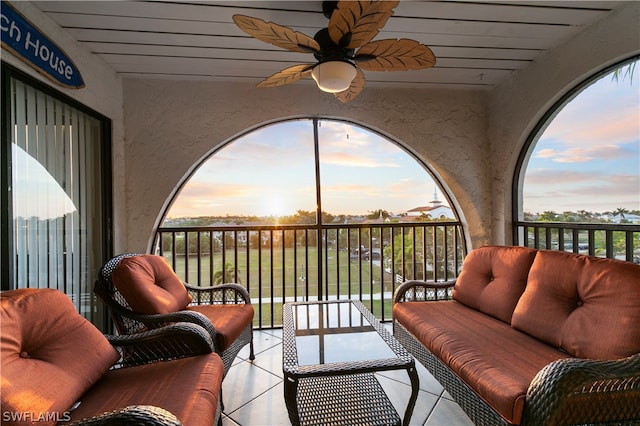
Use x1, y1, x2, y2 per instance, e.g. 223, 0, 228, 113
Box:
112, 255, 192, 314
453, 246, 538, 323
512, 250, 640, 359
1, 289, 119, 425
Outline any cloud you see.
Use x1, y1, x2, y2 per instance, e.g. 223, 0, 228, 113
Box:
545, 109, 639, 146
534, 142, 638, 163
525, 169, 591, 184
540, 77, 639, 147
534, 148, 557, 158
177, 181, 253, 198
529, 171, 638, 191
524, 169, 639, 213
321, 151, 401, 168
322, 183, 382, 197
167, 181, 257, 217
553, 156, 592, 163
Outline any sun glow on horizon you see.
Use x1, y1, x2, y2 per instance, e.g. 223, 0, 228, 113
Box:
258, 191, 298, 217
164, 119, 447, 221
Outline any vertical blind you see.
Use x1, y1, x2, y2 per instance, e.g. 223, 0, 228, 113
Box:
10, 76, 107, 328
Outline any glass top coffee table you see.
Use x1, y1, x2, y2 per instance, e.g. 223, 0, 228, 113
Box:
283, 300, 419, 426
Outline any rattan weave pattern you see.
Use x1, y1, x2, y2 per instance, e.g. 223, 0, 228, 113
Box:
106, 322, 214, 369
94, 253, 254, 376
392, 279, 455, 303
296, 373, 401, 426
68, 405, 182, 425
283, 300, 419, 426
523, 352, 640, 425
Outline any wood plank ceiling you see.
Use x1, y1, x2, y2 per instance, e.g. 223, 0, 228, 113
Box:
31, 1, 626, 90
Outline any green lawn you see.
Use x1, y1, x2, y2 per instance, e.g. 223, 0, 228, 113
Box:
166, 247, 396, 326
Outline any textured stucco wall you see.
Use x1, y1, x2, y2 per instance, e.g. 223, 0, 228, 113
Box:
122, 81, 490, 252
488, 1, 640, 244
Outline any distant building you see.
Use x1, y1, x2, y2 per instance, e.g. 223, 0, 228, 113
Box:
613, 213, 640, 224
405, 190, 455, 220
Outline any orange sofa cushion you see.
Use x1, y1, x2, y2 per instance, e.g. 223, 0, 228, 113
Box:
1, 289, 119, 426
452, 245, 537, 323
68, 353, 224, 426
394, 300, 571, 424
112, 255, 192, 314
512, 250, 640, 359
188, 304, 254, 351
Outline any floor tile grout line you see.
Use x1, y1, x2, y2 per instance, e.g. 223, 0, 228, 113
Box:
235, 356, 285, 380
222, 377, 284, 419
224, 332, 472, 426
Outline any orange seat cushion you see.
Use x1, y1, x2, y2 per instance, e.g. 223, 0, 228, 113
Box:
394, 300, 570, 424
188, 304, 254, 351
512, 250, 640, 359
112, 255, 192, 314
1, 289, 119, 426
69, 353, 224, 426
452, 245, 537, 323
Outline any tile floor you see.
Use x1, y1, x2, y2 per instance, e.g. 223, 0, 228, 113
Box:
221, 326, 475, 426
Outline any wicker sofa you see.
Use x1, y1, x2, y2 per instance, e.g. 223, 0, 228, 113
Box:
393, 246, 640, 426
1, 288, 224, 426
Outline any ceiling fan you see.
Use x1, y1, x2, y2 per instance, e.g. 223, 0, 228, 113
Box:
233, 1, 436, 103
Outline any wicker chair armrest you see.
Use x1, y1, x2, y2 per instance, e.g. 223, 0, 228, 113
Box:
523, 353, 640, 425
184, 282, 251, 305
69, 405, 181, 426
106, 322, 214, 368
109, 304, 219, 345
393, 279, 456, 303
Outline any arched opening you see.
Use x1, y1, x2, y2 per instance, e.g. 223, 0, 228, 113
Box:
514, 57, 639, 261
154, 118, 466, 326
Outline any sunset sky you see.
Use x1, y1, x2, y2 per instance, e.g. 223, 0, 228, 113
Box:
167, 62, 639, 219
167, 119, 443, 218
523, 63, 639, 214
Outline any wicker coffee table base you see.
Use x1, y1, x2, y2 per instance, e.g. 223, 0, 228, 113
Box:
283, 300, 418, 426
287, 373, 401, 426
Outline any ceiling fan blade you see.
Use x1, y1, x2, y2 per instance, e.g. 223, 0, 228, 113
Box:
334, 68, 366, 103
233, 15, 320, 54
328, 1, 399, 49
355, 39, 436, 71
256, 64, 315, 88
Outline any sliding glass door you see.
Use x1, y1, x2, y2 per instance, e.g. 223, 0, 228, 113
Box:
2, 65, 111, 329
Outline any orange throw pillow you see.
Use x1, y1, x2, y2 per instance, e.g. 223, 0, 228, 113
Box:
452, 246, 537, 324
112, 255, 192, 314
512, 251, 640, 359
1, 289, 120, 425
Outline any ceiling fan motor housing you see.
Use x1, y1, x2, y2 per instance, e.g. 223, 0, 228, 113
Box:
313, 28, 355, 64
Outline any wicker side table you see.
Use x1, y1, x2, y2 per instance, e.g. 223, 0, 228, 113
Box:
283, 300, 419, 426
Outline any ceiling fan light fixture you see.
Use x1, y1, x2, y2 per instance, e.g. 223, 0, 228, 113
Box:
311, 61, 357, 93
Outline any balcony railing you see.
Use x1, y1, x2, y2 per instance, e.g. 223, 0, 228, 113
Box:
514, 221, 640, 263
153, 222, 466, 328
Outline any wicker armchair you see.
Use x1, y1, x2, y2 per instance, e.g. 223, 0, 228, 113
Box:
94, 253, 255, 375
